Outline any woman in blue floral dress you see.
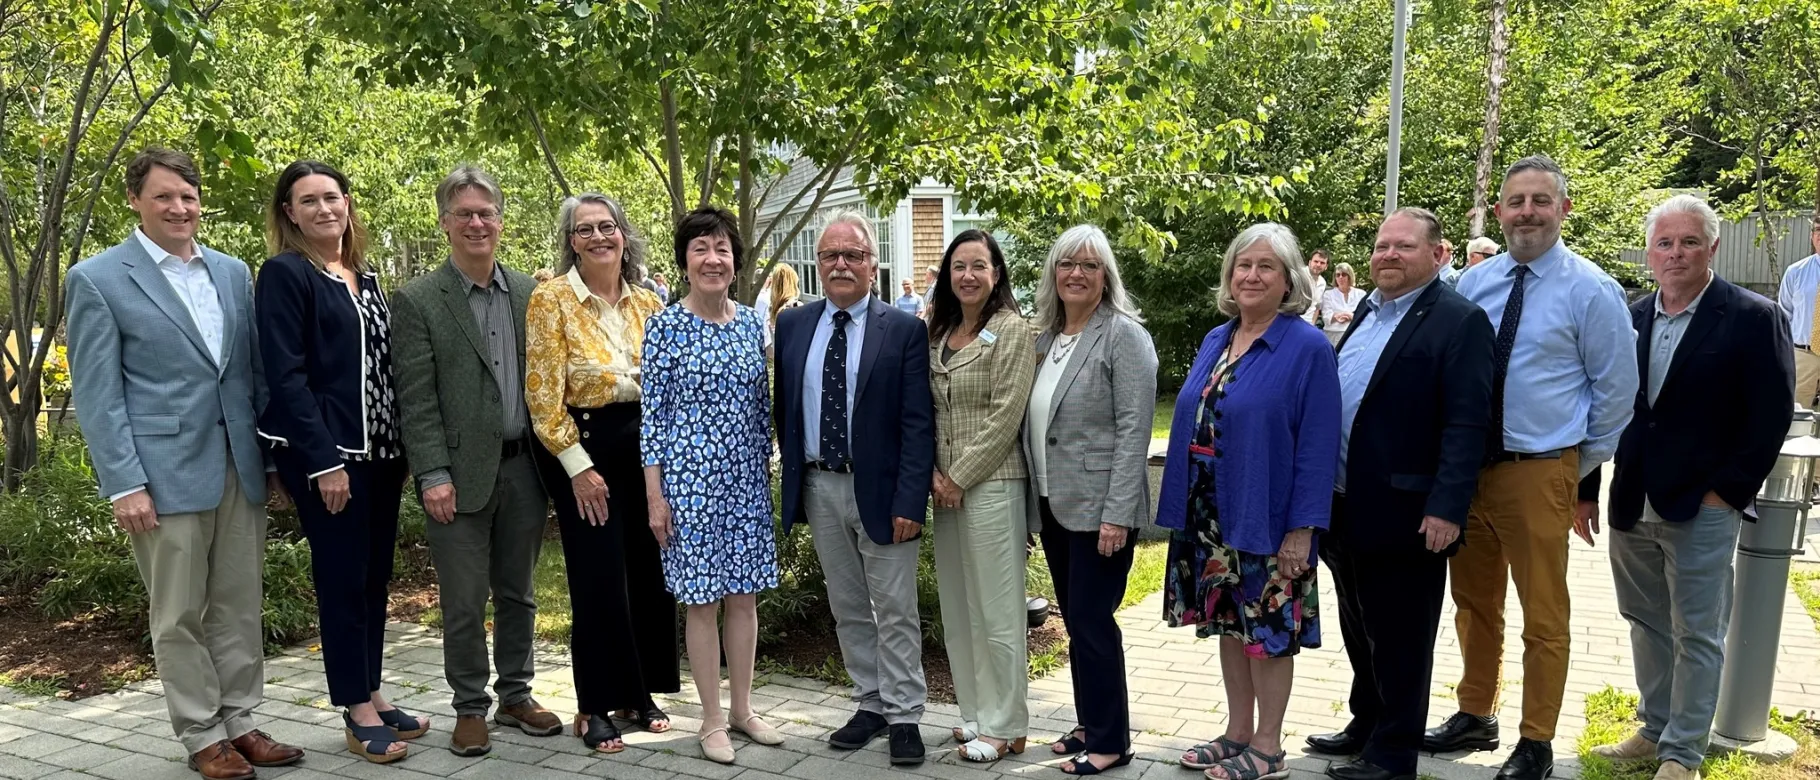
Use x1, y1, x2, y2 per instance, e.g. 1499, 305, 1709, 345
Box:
641, 207, 783, 765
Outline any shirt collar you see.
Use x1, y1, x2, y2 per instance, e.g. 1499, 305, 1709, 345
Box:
564, 268, 647, 310
1367, 276, 1436, 316
823, 295, 872, 322
1505, 239, 1568, 278
460, 260, 509, 293
1655, 270, 1715, 318
134, 227, 202, 265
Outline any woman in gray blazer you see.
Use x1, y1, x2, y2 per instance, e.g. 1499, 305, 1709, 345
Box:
1024, 224, 1159, 776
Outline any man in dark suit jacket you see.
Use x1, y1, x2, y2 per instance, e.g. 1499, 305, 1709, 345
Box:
1580, 197, 1791, 780
774, 212, 936, 765
1306, 208, 1495, 780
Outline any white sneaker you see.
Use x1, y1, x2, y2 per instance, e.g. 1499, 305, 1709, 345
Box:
1590, 732, 1657, 761
1654, 760, 1700, 780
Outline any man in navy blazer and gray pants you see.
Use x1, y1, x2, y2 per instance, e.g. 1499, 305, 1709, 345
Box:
774, 211, 935, 766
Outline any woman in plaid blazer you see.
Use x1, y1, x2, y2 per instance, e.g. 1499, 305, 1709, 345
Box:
926, 230, 1038, 763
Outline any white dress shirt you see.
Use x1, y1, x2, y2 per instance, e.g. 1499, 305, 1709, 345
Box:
135, 228, 223, 366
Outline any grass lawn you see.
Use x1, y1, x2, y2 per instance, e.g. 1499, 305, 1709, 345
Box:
1578, 687, 1820, 780
1792, 566, 1820, 627
1154, 396, 1173, 439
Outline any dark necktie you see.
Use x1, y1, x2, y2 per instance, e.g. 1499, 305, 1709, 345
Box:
1489, 265, 1531, 454
821, 309, 852, 470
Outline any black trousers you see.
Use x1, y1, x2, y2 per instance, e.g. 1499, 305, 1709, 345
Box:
292, 457, 407, 707
1322, 493, 1449, 775
1039, 499, 1136, 755
535, 403, 680, 714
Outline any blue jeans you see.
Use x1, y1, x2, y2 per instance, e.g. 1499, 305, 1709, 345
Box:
1609, 502, 1741, 768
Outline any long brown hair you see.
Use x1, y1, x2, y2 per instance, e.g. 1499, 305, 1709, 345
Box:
928, 230, 1018, 344
266, 160, 371, 274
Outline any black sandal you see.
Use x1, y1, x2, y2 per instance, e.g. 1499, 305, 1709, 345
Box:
575, 714, 625, 753
621, 705, 671, 733
376, 706, 430, 740
343, 711, 408, 764
1061, 751, 1134, 775
1051, 726, 1088, 754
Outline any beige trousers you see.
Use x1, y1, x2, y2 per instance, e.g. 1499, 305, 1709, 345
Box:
1794, 347, 1819, 408
132, 460, 269, 755
933, 478, 1030, 740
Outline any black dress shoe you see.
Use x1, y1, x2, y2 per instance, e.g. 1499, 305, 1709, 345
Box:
1327, 759, 1415, 780
829, 710, 889, 750
1495, 738, 1553, 780
888, 723, 925, 765
1306, 729, 1367, 755
1423, 712, 1500, 753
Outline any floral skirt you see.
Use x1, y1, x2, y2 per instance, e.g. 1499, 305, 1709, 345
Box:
1162, 451, 1320, 658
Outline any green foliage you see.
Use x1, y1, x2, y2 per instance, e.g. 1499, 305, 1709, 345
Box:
1578, 685, 1820, 780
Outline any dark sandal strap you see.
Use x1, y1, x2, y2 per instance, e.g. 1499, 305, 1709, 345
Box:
1053, 726, 1088, 753
640, 706, 670, 730
1207, 747, 1287, 780
376, 707, 423, 732
346, 720, 402, 755
580, 715, 622, 749
1186, 737, 1249, 765
1063, 751, 1134, 775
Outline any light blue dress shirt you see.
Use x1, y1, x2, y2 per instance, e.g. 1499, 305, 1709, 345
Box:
1334, 278, 1435, 491
1455, 240, 1638, 478
1778, 254, 1820, 345
802, 295, 871, 463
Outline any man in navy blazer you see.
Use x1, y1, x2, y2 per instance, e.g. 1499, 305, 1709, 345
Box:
1307, 209, 1495, 780
774, 211, 935, 764
1581, 196, 1792, 780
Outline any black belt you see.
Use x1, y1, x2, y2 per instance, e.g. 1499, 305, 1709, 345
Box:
1799, 344, 1812, 351
807, 460, 853, 474
1491, 448, 1565, 463
501, 438, 531, 459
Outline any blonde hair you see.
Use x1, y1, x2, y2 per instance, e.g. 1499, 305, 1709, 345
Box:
1332, 262, 1356, 283
1215, 223, 1315, 318
1034, 224, 1143, 335
767, 263, 801, 323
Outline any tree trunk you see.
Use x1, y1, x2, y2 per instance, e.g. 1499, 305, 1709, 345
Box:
2, 404, 37, 492
1468, 0, 1508, 240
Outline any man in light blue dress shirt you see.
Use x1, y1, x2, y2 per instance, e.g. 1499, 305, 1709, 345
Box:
1775, 223, 1820, 404
1425, 155, 1638, 780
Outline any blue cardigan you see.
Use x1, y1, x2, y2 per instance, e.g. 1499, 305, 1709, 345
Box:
1155, 313, 1340, 560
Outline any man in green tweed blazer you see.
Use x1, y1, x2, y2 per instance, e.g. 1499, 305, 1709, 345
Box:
392, 166, 561, 756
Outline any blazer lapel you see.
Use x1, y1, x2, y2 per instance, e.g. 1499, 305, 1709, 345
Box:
202, 252, 237, 375
1048, 306, 1110, 428
854, 298, 889, 404
1361, 282, 1443, 401
126, 247, 215, 367
1633, 297, 1654, 405
509, 269, 532, 364
436, 261, 492, 371
1659, 280, 1727, 401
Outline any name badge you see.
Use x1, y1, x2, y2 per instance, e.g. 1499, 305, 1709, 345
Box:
979, 329, 998, 345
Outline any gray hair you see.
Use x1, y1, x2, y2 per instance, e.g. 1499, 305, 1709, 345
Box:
816, 209, 879, 263
1504, 154, 1568, 200
1643, 194, 1720, 245
1332, 261, 1356, 282
554, 193, 648, 284
1216, 223, 1315, 319
435, 164, 505, 216
1034, 224, 1143, 335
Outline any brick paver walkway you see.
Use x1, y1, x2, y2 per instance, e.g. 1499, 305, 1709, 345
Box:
3, 475, 1817, 780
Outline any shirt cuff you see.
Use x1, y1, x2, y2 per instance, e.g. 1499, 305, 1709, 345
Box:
308, 464, 346, 480
556, 444, 595, 478
418, 469, 452, 491
109, 486, 147, 503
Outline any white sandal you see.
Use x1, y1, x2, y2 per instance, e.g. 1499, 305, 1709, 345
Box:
730, 715, 785, 746
958, 736, 1027, 763
699, 725, 736, 764
952, 721, 979, 743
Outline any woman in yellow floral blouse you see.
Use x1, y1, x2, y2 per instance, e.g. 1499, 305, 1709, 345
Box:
525, 193, 676, 754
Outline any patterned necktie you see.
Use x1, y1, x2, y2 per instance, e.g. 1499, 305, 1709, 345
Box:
821, 309, 852, 470
1489, 264, 1531, 454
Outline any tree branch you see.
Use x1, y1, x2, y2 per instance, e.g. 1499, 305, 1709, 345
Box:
526, 104, 572, 198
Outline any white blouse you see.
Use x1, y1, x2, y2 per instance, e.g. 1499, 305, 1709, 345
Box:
1321, 286, 1368, 334
1026, 331, 1081, 497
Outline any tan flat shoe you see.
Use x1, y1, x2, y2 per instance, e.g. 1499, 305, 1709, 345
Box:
700, 725, 736, 764
731, 715, 785, 746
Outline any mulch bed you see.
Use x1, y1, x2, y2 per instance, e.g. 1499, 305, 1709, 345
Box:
0, 594, 152, 699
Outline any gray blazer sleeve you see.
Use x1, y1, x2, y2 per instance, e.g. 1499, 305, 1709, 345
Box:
65, 265, 146, 498
1101, 316, 1160, 528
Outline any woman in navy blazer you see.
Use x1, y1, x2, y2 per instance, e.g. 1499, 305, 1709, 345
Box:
256, 161, 424, 764
1156, 223, 1339, 780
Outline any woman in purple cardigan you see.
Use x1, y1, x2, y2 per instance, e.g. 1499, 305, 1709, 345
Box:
1156, 223, 1340, 780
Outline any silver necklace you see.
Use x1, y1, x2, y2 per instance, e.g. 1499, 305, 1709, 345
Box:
1049, 333, 1080, 364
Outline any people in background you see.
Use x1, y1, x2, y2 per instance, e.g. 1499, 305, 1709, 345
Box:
773, 210, 936, 765
1157, 222, 1337, 780
1027, 224, 1157, 776
641, 207, 784, 764
391, 165, 562, 757
1301, 249, 1330, 327
1777, 223, 1820, 406
525, 194, 678, 754
1309, 208, 1493, 780
926, 229, 1037, 764
1319, 262, 1367, 348
65, 147, 305, 779
761, 262, 804, 358
895, 277, 926, 316
1584, 195, 1792, 780
257, 160, 426, 764
1432, 154, 1638, 780
1443, 236, 1499, 288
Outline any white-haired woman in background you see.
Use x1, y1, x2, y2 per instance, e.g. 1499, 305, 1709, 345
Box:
1024, 224, 1158, 776
1319, 262, 1366, 347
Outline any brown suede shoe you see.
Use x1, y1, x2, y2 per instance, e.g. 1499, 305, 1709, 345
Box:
496, 698, 562, 736
231, 729, 303, 767
450, 714, 492, 756
186, 740, 256, 780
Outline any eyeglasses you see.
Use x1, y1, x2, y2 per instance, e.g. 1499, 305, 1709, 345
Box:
1057, 260, 1102, 275
570, 221, 619, 238
817, 249, 871, 266
447, 208, 502, 224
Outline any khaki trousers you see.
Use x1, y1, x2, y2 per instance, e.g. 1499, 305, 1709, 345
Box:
1794, 347, 1819, 408
1448, 450, 1576, 742
132, 460, 269, 755
933, 479, 1029, 740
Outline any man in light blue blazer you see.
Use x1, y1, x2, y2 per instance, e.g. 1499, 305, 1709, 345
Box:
65, 148, 302, 779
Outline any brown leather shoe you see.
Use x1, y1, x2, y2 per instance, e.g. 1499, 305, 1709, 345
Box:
231, 729, 303, 767
450, 714, 492, 756
186, 740, 255, 780
496, 698, 562, 736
